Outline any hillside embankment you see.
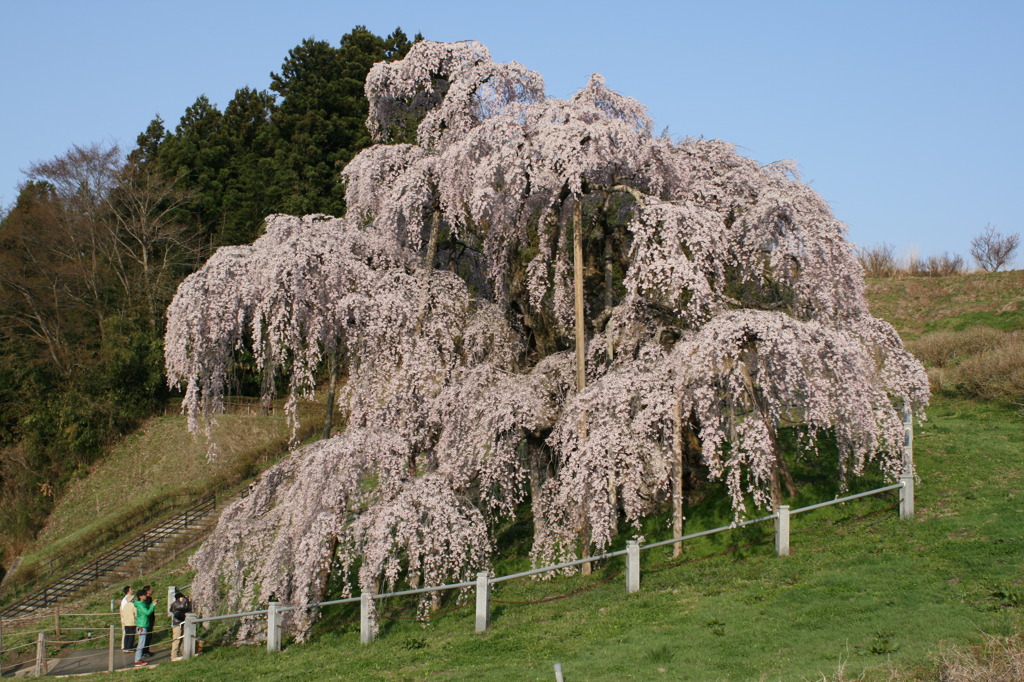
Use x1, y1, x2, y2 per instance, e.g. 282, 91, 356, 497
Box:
2, 271, 1022, 680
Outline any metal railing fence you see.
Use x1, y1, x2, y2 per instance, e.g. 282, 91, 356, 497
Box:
180, 474, 914, 658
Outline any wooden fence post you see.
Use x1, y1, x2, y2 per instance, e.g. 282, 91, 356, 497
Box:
108, 624, 115, 673
53, 605, 60, 642
267, 602, 282, 652
625, 541, 640, 594
35, 631, 47, 676
360, 592, 375, 644
182, 614, 197, 660
902, 405, 914, 474
775, 505, 790, 556
900, 474, 915, 520
475, 572, 490, 632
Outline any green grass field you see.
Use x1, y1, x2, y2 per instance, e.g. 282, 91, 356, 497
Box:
4, 271, 1022, 679
32, 394, 1017, 681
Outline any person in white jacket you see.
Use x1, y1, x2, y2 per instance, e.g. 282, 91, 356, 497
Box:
119, 586, 137, 651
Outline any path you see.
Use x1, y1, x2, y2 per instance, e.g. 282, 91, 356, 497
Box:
3, 646, 170, 677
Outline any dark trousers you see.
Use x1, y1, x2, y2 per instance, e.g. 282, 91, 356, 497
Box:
122, 625, 136, 650
143, 622, 153, 654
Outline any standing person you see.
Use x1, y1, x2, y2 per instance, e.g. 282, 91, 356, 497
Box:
133, 589, 156, 667
169, 591, 192, 661
119, 586, 136, 652
141, 585, 155, 656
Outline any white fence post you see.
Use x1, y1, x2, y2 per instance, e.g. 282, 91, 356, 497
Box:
267, 601, 282, 652
182, 613, 197, 660
167, 586, 176, 615
360, 592, 375, 644
775, 505, 790, 556
625, 540, 640, 594
900, 474, 915, 520
475, 571, 490, 632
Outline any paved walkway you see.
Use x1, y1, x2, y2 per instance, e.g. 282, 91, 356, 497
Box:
3, 646, 170, 677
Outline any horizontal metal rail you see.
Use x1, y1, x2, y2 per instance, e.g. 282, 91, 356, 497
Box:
641, 512, 779, 551
789, 482, 904, 515
492, 548, 629, 584
193, 608, 270, 625
373, 581, 477, 599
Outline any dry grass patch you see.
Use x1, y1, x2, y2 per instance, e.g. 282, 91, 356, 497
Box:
937, 631, 1024, 681
907, 328, 1024, 404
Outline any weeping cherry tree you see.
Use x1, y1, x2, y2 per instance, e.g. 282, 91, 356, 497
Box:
165, 41, 929, 640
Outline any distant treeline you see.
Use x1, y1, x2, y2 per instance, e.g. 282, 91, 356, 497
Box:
0, 26, 419, 567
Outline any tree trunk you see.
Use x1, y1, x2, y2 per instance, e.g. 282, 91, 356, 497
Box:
768, 430, 798, 506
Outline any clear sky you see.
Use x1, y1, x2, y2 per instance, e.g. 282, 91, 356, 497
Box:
2, 0, 1021, 266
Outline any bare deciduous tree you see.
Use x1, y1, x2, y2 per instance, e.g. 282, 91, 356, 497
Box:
970, 224, 1020, 272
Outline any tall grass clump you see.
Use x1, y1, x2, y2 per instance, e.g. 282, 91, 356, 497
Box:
908, 327, 1024, 403
908, 327, 1005, 367
955, 338, 1024, 404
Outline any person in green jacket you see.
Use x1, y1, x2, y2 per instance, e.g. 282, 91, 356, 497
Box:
134, 588, 156, 666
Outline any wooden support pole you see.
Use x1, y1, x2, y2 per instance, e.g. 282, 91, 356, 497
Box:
573, 198, 586, 398
672, 399, 685, 558
35, 631, 47, 677
573, 198, 593, 576
108, 624, 114, 673
903, 405, 914, 475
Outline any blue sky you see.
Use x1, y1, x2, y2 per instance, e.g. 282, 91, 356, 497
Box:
2, 0, 1021, 266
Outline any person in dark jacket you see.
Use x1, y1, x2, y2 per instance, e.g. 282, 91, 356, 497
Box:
170, 592, 192, 661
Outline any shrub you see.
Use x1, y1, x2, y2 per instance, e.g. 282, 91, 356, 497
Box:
856, 242, 897, 277
924, 252, 967, 277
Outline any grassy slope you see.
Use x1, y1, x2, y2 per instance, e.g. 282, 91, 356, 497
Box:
865, 269, 1024, 338
117, 396, 1023, 681
9, 406, 321, 590
10, 271, 1024, 679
